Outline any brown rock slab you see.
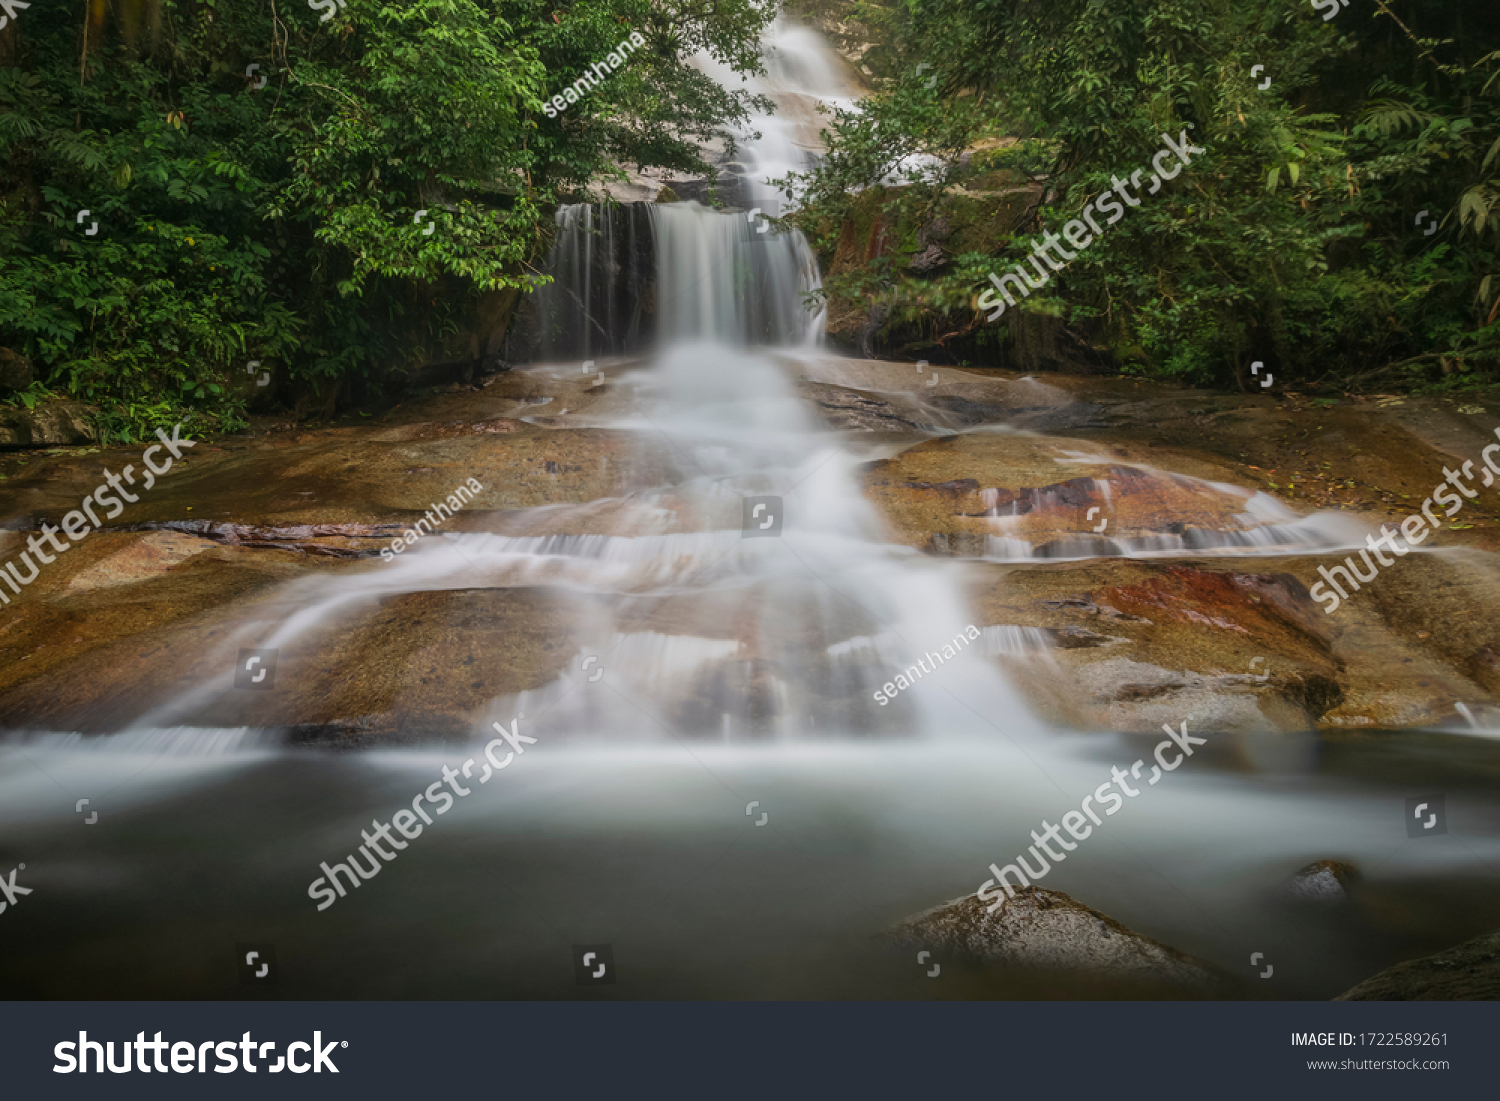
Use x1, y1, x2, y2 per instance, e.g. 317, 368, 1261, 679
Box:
861, 432, 1263, 555
64, 531, 218, 593
973, 559, 1343, 732
970, 549, 1500, 731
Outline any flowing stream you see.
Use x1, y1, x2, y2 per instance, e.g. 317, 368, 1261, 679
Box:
3, 21, 1500, 1000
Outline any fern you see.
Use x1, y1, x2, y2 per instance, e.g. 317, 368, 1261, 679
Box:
1355, 98, 1438, 138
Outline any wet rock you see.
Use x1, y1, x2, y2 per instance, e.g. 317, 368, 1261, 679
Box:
475, 354, 514, 379
821, 184, 1039, 353
2, 416, 681, 533
1067, 657, 1293, 733
1287, 859, 1359, 904
1042, 596, 1100, 613
1229, 549, 1500, 730
908, 242, 946, 273
861, 432, 1270, 555
0, 401, 97, 449
974, 560, 1345, 732
923, 394, 1109, 435
0, 533, 343, 732
920, 216, 950, 245
977, 546, 1500, 731
1315, 551, 1500, 728
1337, 928, 1500, 1000
0, 574, 581, 737
503, 297, 542, 363
64, 532, 218, 593
105, 519, 406, 557
797, 382, 924, 432
1049, 624, 1122, 649
787, 355, 1096, 433
891, 886, 1236, 995
923, 396, 1008, 426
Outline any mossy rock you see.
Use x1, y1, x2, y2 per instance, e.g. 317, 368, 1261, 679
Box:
822, 182, 1040, 353
962, 168, 1030, 194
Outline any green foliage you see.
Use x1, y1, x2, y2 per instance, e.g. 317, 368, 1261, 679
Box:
783, 0, 1500, 389
970, 140, 1059, 178
0, 0, 776, 436
1, 380, 56, 410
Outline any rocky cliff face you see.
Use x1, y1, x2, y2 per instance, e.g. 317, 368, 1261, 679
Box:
803, 164, 1108, 372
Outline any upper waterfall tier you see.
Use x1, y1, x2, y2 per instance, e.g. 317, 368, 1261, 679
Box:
529, 200, 825, 359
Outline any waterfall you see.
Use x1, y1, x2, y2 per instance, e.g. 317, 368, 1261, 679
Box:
529, 16, 845, 357
530, 199, 824, 355
692, 17, 861, 204
652, 202, 824, 346
531, 202, 655, 361
114, 15, 1044, 744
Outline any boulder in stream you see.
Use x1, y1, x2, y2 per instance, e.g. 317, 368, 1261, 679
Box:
891, 885, 1237, 996
1337, 928, 1500, 1000
1286, 859, 1359, 904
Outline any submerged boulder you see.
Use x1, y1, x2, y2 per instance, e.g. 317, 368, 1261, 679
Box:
891, 885, 1236, 995
1286, 859, 1359, 904
1337, 929, 1500, 1000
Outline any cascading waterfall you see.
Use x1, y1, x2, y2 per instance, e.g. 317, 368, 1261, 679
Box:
531, 202, 655, 361
531, 198, 825, 357
29, 17, 1389, 743
692, 16, 860, 202
531, 17, 842, 360
652, 202, 824, 347
110, 13, 1027, 743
